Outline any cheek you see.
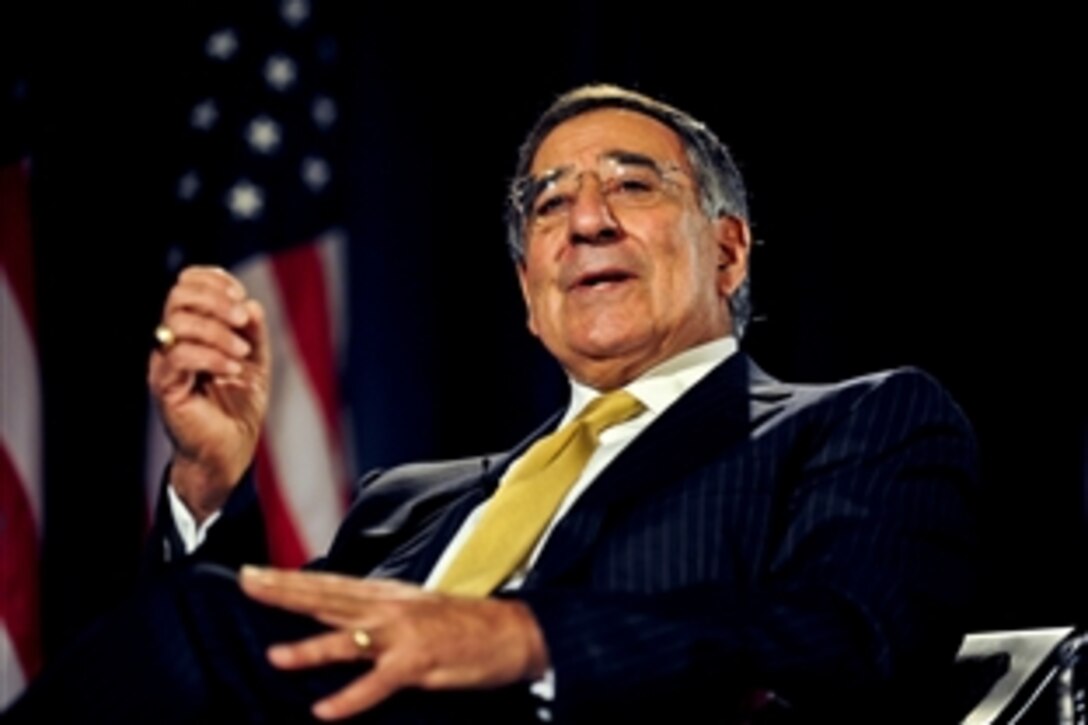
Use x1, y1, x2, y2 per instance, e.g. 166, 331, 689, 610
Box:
657, 232, 721, 319
658, 234, 706, 293
677, 216, 720, 276
523, 279, 546, 334
520, 267, 563, 337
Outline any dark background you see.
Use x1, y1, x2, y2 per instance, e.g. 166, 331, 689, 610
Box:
7, 4, 1083, 656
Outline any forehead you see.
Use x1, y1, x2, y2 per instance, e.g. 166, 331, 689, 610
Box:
530, 108, 691, 176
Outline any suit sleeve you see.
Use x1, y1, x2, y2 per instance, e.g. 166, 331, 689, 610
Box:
142, 466, 393, 575
514, 370, 980, 722
142, 469, 270, 574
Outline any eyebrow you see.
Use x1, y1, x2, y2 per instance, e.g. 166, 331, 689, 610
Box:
532, 150, 663, 185
600, 150, 660, 170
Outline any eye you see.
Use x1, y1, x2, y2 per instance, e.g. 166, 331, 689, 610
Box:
607, 168, 662, 200
616, 178, 655, 194
532, 192, 571, 220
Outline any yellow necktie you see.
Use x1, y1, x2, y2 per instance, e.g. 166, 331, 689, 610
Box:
435, 390, 645, 597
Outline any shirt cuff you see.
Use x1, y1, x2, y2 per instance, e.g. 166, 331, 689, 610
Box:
167, 485, 222, 553
529, 667, 556, 721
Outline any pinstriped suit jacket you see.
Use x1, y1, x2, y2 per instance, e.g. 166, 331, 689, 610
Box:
307, 352, 979, 722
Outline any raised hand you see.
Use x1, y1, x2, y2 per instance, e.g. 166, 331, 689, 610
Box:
148, 266, 271, 522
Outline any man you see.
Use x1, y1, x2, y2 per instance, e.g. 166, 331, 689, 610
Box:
5, 85, 978, 723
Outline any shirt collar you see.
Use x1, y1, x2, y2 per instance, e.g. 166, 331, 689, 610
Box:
562, 336, 738, 425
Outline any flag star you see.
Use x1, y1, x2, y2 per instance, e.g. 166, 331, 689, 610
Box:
246, 115, 282, 154
190, 99, 219, 130
226, 180, 265, 220
312, 95, 337, 129
177, 170, 201, 200
206, 28, 239, 60
264, 54, 298, 92
281, 0, 310, 26
301, 156, 331, 191
166, 244, 186, 272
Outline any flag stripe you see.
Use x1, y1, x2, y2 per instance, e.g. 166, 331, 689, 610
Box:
236, 247, 347, 560
0, 627, 27, 711
316, 231, 349, 371
0, 446, 41, 679
0, 158, 41, 709
0, 272, 42, 528
268, 239, 343, 446
0, 161, 36, 332
316, 232, 355, 480
254, 442, 309, 567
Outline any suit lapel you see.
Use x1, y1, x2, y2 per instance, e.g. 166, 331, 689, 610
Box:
365, 410, 566, 584
526, 353, 793, 586
376, 486, 489, 583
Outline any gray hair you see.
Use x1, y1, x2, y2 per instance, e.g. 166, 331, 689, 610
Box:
505, 84, 752, 338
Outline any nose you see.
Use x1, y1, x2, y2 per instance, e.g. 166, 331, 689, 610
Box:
568, 174, 621, 245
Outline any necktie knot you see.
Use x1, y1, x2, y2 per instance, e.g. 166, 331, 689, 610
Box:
434, 389, 645, 597
576, 389, 646, 441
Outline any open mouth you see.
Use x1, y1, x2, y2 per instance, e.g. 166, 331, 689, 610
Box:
571, 269, 636, 290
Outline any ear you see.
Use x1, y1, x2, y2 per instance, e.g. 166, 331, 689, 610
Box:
515, 261, 540, 337
713, 215, 751, 298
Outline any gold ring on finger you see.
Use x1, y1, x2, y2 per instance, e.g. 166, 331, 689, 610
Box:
154, 324, 177, 350
352, 627, 373, 655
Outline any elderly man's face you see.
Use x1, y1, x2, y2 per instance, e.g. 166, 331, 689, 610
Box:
516, 108, 749, 389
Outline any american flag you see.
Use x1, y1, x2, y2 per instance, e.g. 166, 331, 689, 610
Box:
1, 75, 41, 709
145, 0, 352, 565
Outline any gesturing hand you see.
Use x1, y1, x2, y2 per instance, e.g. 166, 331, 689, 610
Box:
239, 567, 550, 721
148, 266, 271, 522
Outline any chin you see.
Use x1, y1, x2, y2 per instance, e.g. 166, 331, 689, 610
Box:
559, 337, 661, 387
573, 329, 650, 360
569, 313, 652, 352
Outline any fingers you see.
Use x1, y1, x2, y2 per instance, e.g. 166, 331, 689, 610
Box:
164, 311, 251, 362
149, 266, 267, 394
153, 342, 244, 393
265, 630, 403, 721
241, 567, 422, 602
163, 266, 253, 348
239, 567, 420, 626
177, 265, 247, 303
257, 622, 425, 721
267, 629, 379, 670
169, 266, 249, 325
240, 567, 362, 623
312, 671, 399, 722
240, 567, 404, 720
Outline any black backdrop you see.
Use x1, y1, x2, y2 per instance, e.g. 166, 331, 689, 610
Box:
8, 3, 1084, 658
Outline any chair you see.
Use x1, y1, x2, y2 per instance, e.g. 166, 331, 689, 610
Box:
954, 626, 1083, 724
